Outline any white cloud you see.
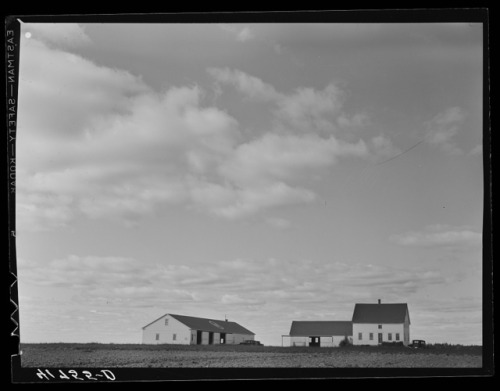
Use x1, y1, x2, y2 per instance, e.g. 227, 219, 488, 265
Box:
18, 44, 372, 231
219, 133, 367, 186
276, 84, 345, 131
23, 23, 91, 48
237, 27, 255, 42
208, 67, 348, 134
188, 179, 315, 219
424, 107, 466, 154
391, 224, 482, 247
208, 67, 280, 102
218, 25, 256, 42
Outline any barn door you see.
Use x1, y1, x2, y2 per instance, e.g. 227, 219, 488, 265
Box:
309, 336, 320, 347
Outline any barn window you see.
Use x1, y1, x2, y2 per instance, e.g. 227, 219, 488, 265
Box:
173, 334, 177, 341
358, 332, 362, 340
165, 319, 169, 326
388, 333, 392, 341
155, 333, 160, 341
369, 333, 373, 341
378, 325, 382, 329
395, 333, 400, 341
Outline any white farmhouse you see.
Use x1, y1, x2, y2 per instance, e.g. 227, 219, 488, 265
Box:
142, 313, 255, 345
285, 321, 353, 347
352, 300, 410, 346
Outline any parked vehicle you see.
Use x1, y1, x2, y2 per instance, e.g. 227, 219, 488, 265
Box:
409, 339, 426, 348
239, 340, 263, 346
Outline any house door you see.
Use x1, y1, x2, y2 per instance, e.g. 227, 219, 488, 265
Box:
378, 333, 383, 344
196, 330, 203, 344
309, 336, 320, 347
208, 332, 214, 345
220, 333, 226, 344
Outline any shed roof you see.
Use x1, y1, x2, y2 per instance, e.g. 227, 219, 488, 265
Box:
352, 303, 410, 324
289, 321, 353, 337
143, 313, 255, 335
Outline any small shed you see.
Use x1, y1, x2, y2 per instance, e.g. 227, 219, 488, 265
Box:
283, 320, 353, 347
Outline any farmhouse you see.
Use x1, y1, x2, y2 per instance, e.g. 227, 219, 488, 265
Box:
142, 313, 255, 345
352, 300, 410, 346
284, 321, 353, 347
284, 300, 411, 347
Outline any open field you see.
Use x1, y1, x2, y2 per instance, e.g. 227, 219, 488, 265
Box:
19, 343, 482, 368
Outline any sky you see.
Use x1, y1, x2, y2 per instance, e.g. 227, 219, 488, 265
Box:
15, 21, 485, 346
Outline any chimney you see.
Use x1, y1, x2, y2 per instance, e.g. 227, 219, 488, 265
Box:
378, 299, 381, 304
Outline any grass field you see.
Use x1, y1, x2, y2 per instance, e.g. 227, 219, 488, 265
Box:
18, 343, 482, 368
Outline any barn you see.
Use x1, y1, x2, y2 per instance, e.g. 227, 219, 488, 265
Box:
283, 321, 353, 347
352, 300, 411, 346
142, 313, 256, 345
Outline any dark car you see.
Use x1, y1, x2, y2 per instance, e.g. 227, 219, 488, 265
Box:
239, 340, 263, 346
409, 340, 426, 348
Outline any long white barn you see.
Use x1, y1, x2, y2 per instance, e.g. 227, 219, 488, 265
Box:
142, 313, 255, 345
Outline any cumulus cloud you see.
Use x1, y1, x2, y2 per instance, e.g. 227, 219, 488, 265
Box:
424, 107, 466, 154
208, 67, 280, 102
391, 224, 482, 247
208, 67, 347, 133
219, 133, 367, 186
17, 39, 378, 231
23, 23, 91, 48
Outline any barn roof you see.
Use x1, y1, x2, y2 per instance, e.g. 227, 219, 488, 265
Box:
289, 321, 353, 337
352, 303, 410, 324
143, 313, 255, 335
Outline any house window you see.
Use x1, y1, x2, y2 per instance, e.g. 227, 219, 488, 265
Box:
388, 333, 392, 341
173, 334, 176, 341
395, 333, 400, 341
378, 325, 382, 329
358, 332, 362, 340
369, 333, 373, 341
155, 333, 160, 341
165, 319, 169, 326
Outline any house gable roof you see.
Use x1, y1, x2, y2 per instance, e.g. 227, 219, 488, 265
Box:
143, 313, 255, 335
352, 303, 410, 324
289, 321, 353, 337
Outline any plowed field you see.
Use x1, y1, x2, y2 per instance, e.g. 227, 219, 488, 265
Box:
19, 343, 482, 368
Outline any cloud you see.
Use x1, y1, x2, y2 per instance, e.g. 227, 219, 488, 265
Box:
20, 254, 481, 344
370, 134, 402, 159
22, 23, 91, 48
208, 67, 348, 134
188, 178, 315, 219
218, 24, 256, 42
219, 133, 368, 186
17, 43, 371, 231
391, 224, 482, 247
208, 67, 280, 102
19, 254, 449, 315
424, 107, 466, 154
